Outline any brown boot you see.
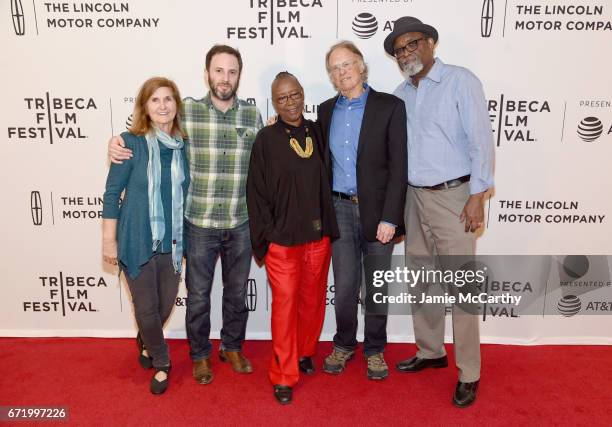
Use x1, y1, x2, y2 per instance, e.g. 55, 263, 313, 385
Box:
219, 349, 253, 374
323, 347, 354, 374
193, 358, 213, 384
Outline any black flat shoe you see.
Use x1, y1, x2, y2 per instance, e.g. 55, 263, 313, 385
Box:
150, 365, 171, 395
396, 355, 448, 373
136, 333, 153, 370
299, 357, 315, 375
273, 385, 292, 405
453, 380, 479, 408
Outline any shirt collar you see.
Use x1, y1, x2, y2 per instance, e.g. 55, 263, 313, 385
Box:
405, 58, 444, 89
203, 92, 239, 111
337, 83, 370, 106
278, 116, 306, 131
426, 58, 444, 83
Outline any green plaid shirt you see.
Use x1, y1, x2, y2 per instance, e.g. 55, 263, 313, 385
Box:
182, 93, 263, 229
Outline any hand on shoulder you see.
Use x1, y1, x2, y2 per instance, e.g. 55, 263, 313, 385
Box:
108, 133, 133, 164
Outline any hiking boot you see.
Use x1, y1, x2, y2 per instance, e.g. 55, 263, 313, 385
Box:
366, 353, 388, 380
323, 347, 354, 374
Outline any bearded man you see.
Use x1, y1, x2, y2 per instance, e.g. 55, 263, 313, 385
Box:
384, 17, 494, 407
107, 45, 263, 385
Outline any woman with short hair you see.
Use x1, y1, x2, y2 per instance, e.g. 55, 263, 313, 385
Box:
247, 72, 338, 404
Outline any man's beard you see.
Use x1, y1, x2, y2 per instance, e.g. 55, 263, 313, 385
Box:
208, 77, 238, 101
400, 56, 424, 79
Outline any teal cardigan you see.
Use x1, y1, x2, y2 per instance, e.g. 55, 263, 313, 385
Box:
102, 132, 190, 279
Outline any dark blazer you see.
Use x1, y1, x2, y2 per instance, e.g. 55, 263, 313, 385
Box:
318, 87, 407, 242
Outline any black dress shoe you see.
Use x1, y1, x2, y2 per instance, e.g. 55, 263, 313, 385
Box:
273, 385, 292, 405
453, 380, 479, 408
136, 333, 153, 369
396, 355, 448, 372
150, 365, 171, 395
299, 357, 315, 375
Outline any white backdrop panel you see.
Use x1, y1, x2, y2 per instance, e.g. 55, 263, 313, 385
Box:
2, 0, 612, 344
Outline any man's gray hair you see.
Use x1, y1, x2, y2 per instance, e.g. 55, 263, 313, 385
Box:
325, 40, 369, 84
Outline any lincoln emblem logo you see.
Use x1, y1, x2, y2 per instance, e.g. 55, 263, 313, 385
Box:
481, 0, 494, 37
31, 191, 43, 226
11, 0, 26, 36
245, 279, 257, 311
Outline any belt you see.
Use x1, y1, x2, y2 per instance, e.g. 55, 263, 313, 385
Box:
412, 175, 470, 191
332, 191, 359, 203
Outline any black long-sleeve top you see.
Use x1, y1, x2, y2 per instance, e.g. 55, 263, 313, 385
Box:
246, 118, 339, 260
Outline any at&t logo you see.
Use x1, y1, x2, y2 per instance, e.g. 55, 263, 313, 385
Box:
349, 14, 398, 40
557, 294, 581, 317
577, 117, 611, 142
125, 114, 133, 130
352, 13, 378, 39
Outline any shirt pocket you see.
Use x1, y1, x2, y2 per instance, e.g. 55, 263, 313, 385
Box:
431, 98, 459, 128
236, 126, 258, 145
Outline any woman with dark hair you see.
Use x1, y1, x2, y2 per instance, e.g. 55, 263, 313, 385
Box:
247, 72, 338, 404
102, 76, 189, 395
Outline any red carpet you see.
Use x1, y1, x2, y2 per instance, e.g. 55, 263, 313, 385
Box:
1, 338, 611, 425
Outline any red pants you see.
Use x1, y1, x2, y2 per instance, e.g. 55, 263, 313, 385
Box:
264, 237, 331, 387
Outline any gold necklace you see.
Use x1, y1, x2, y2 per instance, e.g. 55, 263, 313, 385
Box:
286, 126, 313, 158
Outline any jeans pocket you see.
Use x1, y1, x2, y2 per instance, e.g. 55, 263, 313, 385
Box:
185, 222, 219, 256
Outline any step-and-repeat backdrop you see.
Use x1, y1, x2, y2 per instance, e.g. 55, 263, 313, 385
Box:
2, 0, 612, 344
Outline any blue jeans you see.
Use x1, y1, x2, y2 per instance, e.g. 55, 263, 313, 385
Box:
184, 220, 252, 361
331, 197, 393, 356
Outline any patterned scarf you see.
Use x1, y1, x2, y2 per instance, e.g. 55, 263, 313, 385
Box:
145, 127, 185, 274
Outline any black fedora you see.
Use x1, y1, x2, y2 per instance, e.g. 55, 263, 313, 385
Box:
383, 16, 438, 55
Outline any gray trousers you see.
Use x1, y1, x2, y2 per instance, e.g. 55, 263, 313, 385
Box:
404, 183, 481, 382
125, 253, 180, 368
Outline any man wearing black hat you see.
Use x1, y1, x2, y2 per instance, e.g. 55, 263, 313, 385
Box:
383, 17, 494, 407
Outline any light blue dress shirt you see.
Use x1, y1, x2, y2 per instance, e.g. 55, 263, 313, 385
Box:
329, 84, 370, 195
393, 58, 494, 194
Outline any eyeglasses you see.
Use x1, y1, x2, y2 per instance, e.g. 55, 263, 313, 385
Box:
276, 91, 303, 105
393, 37, 425, 58
329, 60, 358, 74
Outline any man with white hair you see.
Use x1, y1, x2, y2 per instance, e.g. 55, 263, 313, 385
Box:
318, 41, 407, 380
